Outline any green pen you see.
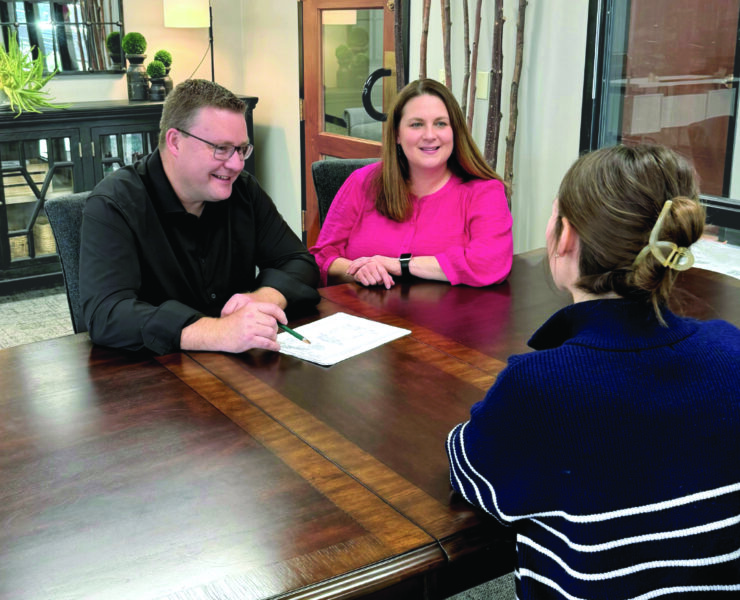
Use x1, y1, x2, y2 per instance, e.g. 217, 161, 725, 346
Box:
278, 322, 311, 344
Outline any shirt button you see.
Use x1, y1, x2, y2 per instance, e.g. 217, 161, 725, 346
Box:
210, 293, 216, 299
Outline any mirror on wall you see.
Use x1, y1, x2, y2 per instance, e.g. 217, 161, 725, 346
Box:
0, 0, 124, 73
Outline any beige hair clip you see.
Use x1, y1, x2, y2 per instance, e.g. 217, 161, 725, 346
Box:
633, 200, 694, 271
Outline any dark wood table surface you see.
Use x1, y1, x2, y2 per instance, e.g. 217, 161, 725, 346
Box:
2, 250, 738, 600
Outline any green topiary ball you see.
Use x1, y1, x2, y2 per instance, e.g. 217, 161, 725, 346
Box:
146, 60, 166, 79
105, 31, 121, 54
153, 50, 172, 68
122, 32, 147, 55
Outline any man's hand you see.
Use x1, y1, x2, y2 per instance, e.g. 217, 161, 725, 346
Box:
220, 292, 253, 317
181, 299, 287, 353
221, 288, 288, 316
346, 255, 397, 289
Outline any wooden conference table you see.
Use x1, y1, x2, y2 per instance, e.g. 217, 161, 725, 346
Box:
2, 251, 738, 600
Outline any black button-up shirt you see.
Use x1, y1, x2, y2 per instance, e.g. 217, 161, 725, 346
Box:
80, 150, 320, 354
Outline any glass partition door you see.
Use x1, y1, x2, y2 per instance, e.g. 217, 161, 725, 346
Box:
302, 0, 399, 247
322, 8, 387, 142
582, 0, 740, 270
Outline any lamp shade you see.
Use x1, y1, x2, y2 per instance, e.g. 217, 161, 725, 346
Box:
163, 0, 209, 28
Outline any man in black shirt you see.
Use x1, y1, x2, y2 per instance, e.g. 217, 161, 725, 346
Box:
80, 79, 320, 355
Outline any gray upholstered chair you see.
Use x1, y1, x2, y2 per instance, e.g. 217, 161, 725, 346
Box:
343, 108, 383, 142
311, 158, 379, 225
44, 192, 91, 333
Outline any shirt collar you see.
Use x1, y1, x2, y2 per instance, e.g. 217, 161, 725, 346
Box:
142, 149, 188, 215
528, 298, 698, 352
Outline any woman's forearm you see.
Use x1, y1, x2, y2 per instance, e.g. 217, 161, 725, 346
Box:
407, 255, 449, 282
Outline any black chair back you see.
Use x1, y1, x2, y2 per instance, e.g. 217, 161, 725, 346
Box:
45, 192, 90, 333
311, 158, 379, 225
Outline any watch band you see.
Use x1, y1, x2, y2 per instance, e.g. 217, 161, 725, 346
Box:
399, 253, 412, 280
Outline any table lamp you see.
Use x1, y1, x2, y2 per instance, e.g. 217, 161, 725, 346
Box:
163, 0, 214, 82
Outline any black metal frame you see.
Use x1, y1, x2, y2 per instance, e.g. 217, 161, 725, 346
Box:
702, 194, 740, 230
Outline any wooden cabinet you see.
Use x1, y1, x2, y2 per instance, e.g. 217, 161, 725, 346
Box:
0, 96, 258, 294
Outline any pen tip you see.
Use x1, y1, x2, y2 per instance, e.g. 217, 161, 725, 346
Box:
303, 339, 311, 344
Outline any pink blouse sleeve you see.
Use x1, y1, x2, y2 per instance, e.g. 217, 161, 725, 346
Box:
435, 178, 513, 286
309, 165, 376, 286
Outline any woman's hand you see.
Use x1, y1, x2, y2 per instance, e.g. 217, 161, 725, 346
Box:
346, 255, 398, 289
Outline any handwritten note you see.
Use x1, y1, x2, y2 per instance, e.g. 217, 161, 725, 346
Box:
277, 312, 411, 366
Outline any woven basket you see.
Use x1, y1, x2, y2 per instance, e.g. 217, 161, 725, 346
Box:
33, 220, 57, 255
9, 236, 29, 260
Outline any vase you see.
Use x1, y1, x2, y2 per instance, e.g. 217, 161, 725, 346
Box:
108, 51, 123, 71
125, 54, 148, 101
163, 68, 173, 95
149, 78, 166, 102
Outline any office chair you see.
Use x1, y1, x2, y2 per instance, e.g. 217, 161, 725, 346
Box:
343, 108, 383, 142
311, 158, 379, 225
44, 192, 91, 334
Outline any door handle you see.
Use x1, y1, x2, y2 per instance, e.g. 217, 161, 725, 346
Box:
362, 68, 392, 122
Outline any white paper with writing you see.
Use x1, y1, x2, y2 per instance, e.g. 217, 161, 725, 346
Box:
277, 312, 411, 366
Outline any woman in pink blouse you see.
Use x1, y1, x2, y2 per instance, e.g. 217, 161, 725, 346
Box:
310, 78, 513, 288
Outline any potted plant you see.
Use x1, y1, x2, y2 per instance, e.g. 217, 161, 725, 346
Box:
0, 31, 67, 117
122, 32, 147, 57
153, 49, 173, 94
105, 31, 122, 70
146, 60, 166, 101
121, 32, 148, 100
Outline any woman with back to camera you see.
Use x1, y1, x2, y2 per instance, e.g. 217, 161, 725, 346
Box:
447, 144, 740, 599
310, 78, 513, 288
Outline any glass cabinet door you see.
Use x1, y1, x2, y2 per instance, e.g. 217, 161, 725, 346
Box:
92, 125, 159, 181
0, 132, 81, 267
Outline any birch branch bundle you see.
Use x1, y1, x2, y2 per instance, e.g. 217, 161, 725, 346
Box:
460, 0, 471, 117
441, 0, 452, 88
394, 0, 405, 91
466, 0, 484, 131
419, 0, 432, 79
504, 0, 527, 202
484, 0, 505, 169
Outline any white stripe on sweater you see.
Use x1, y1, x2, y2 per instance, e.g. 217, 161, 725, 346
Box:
518, 535, 740, 580
449, 420, 740, 523
519, 569, 740, 600
530, 513, 740, 552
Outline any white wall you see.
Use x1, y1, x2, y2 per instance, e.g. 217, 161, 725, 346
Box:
43, 0, 588, 252
234, 1, 302, 235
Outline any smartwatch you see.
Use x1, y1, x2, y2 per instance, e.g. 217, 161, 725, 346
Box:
399, 253, 412, 280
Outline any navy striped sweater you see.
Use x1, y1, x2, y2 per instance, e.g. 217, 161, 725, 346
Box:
447, 299, 740, 599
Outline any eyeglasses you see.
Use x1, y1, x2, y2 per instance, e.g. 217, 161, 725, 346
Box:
176, 128, 254, 161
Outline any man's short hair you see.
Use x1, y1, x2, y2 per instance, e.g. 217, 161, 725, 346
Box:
158, 79, 247, 148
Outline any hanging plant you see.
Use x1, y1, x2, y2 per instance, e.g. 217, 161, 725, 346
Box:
0, 31, 66, 117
